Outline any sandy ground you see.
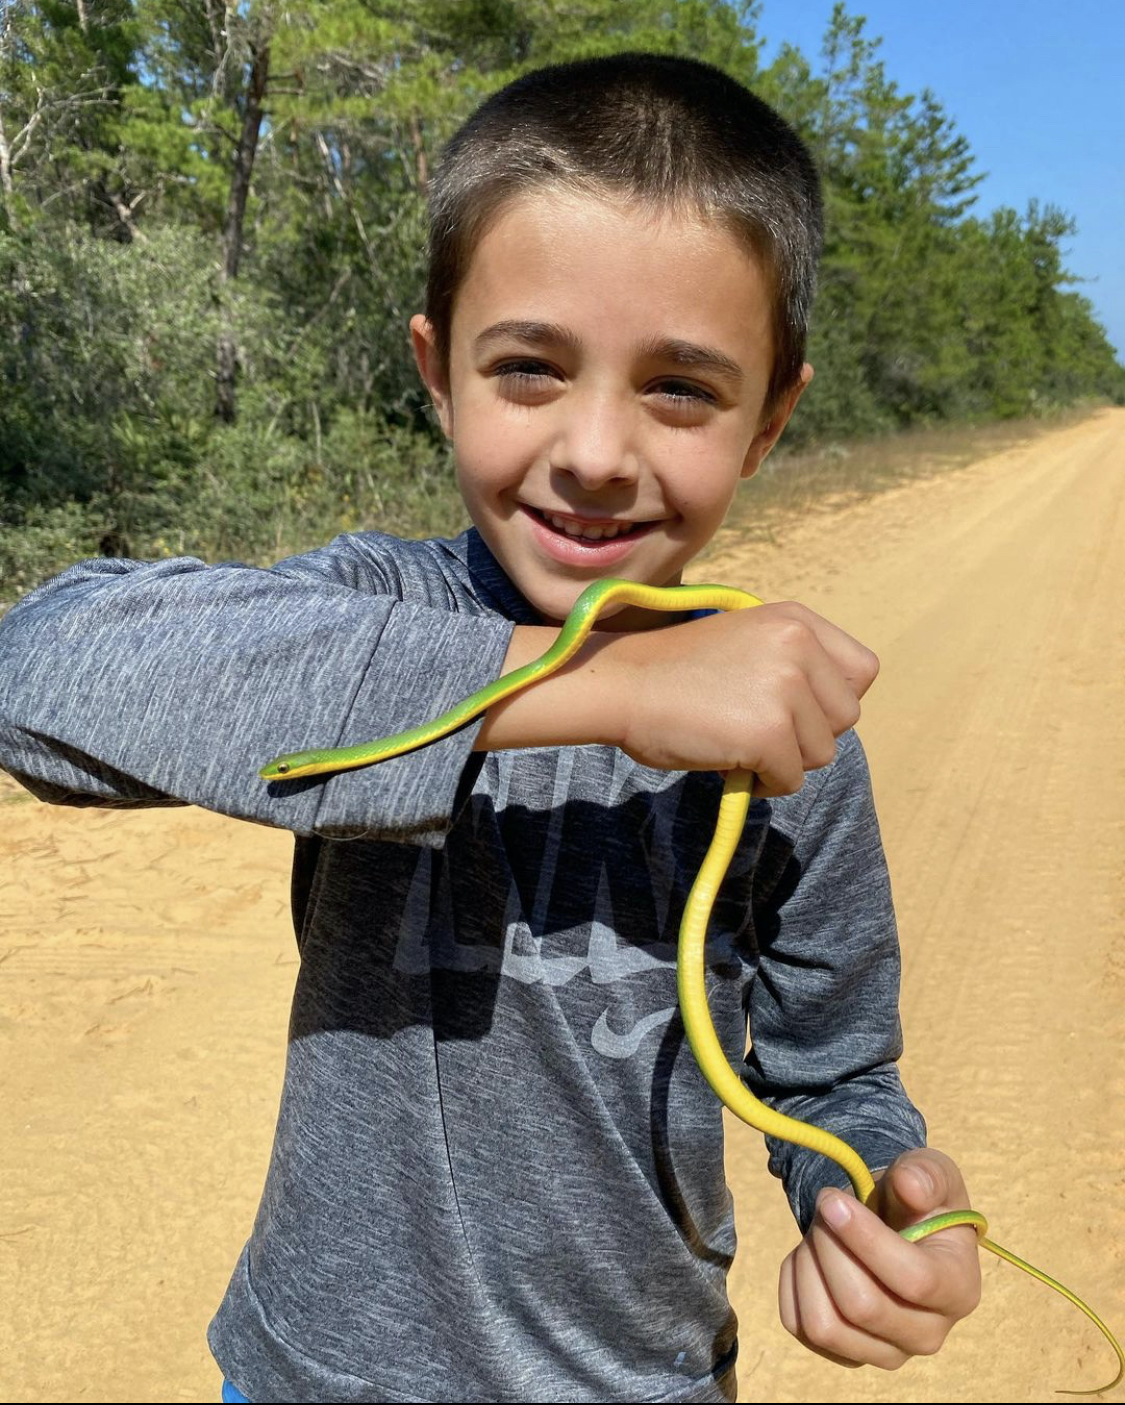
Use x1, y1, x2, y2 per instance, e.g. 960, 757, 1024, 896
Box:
2, 408, 1122, 1403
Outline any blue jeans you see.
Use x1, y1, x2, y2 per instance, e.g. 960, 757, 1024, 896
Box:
222, 1382, 250, 1403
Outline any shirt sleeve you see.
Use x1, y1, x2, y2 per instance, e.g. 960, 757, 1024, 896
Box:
743, 729, 928, 1232
0, 540, 513, 844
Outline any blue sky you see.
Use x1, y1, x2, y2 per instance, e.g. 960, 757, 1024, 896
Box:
753, 0, 1125, 357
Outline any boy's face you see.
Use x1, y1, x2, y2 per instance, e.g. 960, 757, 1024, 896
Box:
411, 189, 809, 625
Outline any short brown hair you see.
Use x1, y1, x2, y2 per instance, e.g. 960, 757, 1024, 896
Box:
424, 51, 823, 412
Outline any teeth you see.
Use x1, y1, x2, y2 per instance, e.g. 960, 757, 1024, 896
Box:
544, 512, 636, 541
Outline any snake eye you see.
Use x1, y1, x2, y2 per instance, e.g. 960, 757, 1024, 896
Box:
277, 763, 289, 775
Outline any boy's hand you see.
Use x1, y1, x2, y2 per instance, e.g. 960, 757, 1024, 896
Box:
612, 602, 878, 793
478, 600, 877, 795
778, 1149, 982, 1370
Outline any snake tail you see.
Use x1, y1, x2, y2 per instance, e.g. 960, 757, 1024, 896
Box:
976, 1236, 1124, 1396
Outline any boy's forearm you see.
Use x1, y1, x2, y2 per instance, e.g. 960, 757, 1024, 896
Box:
0, 554, 513, 842
477, 603, 875, 790
473, 625, 631, 753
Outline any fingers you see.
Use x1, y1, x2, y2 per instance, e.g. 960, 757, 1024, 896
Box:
733, 606, 870, 796
778, 1169, 982, 1371
815, 1187, 979, 1322
747, 678, 839, 796
736, 605, 871, 737
779, 1226, 925, 1371
769, 600, 881, 701
612, 597, 879, 784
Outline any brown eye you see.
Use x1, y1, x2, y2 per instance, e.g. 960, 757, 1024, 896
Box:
496, 359, 555, 390
654, 379, 716, 405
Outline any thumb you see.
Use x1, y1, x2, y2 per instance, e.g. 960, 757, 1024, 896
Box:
871, 1149, 966, 1232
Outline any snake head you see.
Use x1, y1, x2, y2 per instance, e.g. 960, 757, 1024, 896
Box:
259, 755, 299, 780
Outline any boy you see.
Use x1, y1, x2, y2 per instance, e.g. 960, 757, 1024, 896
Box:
0, 53, 980, 1403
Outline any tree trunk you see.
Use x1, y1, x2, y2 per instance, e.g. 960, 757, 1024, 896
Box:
0, 114, 13, 203
0, 6, 13, 211
215, 38, 270, 424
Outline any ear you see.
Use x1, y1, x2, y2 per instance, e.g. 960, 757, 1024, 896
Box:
410, 314, 455, 439
740, 362, 813, 479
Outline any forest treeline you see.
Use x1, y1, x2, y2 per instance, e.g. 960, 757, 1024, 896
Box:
1, 0, 1122, 600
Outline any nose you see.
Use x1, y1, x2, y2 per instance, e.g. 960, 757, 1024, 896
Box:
550, 388, 640, 491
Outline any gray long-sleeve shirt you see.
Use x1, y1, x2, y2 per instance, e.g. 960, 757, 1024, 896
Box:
0, 528, 926, 1403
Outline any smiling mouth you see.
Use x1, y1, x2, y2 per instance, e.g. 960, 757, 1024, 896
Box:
526, 506, 655, 542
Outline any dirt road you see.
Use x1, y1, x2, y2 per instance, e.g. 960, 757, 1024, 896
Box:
2, 408, 1122, 1403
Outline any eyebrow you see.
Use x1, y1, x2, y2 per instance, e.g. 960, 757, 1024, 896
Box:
473, 319, 745, 387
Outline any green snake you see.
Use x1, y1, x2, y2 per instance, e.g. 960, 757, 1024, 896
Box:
262, 578, 1123, 1395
